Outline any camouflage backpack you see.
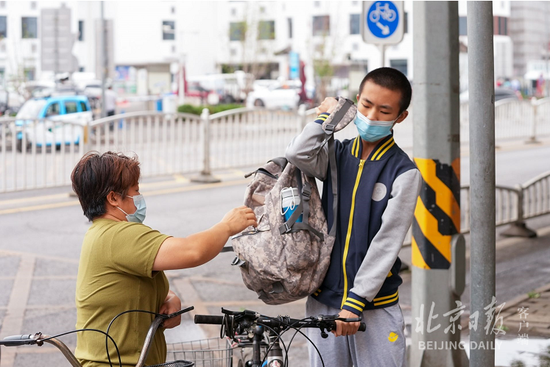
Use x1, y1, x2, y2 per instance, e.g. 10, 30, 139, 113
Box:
230, 98, 357, 305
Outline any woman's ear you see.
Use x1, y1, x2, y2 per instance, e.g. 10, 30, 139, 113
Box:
105, 191, 119, 207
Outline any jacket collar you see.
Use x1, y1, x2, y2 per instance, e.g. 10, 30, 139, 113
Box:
351, 134, 396, 161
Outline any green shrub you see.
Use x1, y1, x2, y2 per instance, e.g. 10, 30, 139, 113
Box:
177, 104, 243, 116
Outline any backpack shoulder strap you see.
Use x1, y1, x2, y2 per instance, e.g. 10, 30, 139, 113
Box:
324, 98, 354, 237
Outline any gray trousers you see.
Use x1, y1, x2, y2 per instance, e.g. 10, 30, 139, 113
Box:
306, 296, 407, 367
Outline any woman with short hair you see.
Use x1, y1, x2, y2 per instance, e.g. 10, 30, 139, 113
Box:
71, 151, 256, 367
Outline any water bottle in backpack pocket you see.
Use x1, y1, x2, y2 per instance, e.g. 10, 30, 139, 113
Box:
280, 187, 302, 222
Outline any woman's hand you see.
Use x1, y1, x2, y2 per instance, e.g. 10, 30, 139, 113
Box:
220, 206, 258, 236
315, 97, 339, 116
333, 309, 361, 337
159, 290, 182, 329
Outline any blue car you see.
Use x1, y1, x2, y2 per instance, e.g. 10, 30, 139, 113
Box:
13, 95, 93, 151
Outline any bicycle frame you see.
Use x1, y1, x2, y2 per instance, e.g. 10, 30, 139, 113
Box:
0, 306, 194, 367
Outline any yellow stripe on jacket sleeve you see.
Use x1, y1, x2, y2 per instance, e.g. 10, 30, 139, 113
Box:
373, 291, 398, 302
374, 294, 399, 307
343, 302, 364, 312
346, 298, 366, 307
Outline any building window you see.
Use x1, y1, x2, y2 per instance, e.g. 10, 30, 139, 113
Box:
314, 1, 320, 7
30, 1, 36, 9
0, 16, 6, 38
231, 7, 236, 16
230, 48, 237, 57
0, 2, 5, 9
171, 6, 175, 14
494, 16, 508, 36
288, 18, 292, 39
31, 43, 36, 53
229, 22, 246, 41
162, 21, 175, 40
24, 67, 35, 81
390, 59, 408, 77
350, 14, 360, 35
312, 15, 330, 37
78, 20, 84, 41
259, 5, 266, 14
22, 17, 37, 39
459, 16, 467, 36
258, 20, 275, 40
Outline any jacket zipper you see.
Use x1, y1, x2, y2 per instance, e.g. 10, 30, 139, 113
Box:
341, 159, 365, 308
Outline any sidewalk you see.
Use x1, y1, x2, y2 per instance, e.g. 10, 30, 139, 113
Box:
500, 283, 550, 339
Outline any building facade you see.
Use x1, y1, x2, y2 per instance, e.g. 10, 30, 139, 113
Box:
0, 1, 522, 100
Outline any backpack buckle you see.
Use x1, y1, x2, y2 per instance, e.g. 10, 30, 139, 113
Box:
283, 222, 292, 233
324, 123, 335, 134
302, 186, 311, 200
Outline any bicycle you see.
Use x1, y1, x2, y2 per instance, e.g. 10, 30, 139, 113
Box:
369, 2, 397, 23
194, 308, 366, 367
0, 305, 231, 367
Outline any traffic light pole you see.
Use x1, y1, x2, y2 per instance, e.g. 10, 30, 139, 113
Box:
410, 2, 467, 367
467, 2, 496, 367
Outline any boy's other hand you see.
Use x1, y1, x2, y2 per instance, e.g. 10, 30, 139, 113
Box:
316, 97, 338, 115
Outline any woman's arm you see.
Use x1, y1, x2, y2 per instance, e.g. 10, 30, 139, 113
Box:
152, 206, 257, 271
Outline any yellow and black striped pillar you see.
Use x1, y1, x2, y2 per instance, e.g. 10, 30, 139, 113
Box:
412, 157, 460, 269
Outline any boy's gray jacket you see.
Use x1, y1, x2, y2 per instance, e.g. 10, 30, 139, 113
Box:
285, 117, 422, 314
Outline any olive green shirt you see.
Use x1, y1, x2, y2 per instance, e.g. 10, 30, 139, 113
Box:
75, 219, 170, 367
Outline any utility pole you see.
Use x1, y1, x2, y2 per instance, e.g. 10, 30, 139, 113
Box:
410, 2, 467, 367
468, 2, 496, 367
100, 2, 107, 118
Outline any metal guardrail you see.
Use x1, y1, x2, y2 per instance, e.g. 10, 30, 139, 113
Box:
0, 117, 86, 191
403, 172, 550, 246
1, 100, 550, 237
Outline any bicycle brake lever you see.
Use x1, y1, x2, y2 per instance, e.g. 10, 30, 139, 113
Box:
165, 305, 194, 319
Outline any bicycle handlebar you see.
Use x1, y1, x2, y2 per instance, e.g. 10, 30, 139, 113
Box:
193, 314, 224, 325
194, 308, 366, 338
0, 334, 40, 347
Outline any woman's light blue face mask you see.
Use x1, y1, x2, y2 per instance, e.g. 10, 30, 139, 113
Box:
117, 194, 146, 223
354, 109, 400, 142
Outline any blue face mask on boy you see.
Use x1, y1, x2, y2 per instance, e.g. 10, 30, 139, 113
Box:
354, 109, 399, 142
117, 194, 147, 223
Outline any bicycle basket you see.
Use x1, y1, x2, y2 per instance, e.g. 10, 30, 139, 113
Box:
166, 338, 233, 367
148, 361, 194, 367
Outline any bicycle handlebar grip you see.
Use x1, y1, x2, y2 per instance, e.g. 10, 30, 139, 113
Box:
359, 323, 366, 332
194, 314, 224, 325
0, 334, 37, 346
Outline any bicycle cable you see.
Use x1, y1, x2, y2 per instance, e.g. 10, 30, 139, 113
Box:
39, 328, 123, 367
255, 322, 289, 367
275, 316, 327, 367
105, 309, 162, 367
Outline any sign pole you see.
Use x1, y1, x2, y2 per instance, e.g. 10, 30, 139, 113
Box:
379, 44, 385, 68
468, 2, 496, 366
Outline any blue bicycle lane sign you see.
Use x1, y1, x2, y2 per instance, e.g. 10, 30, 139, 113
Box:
362, 1, 404, 45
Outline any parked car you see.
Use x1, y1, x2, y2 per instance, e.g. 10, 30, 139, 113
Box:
12, 95, 93, 151
246, 80, 301, 109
